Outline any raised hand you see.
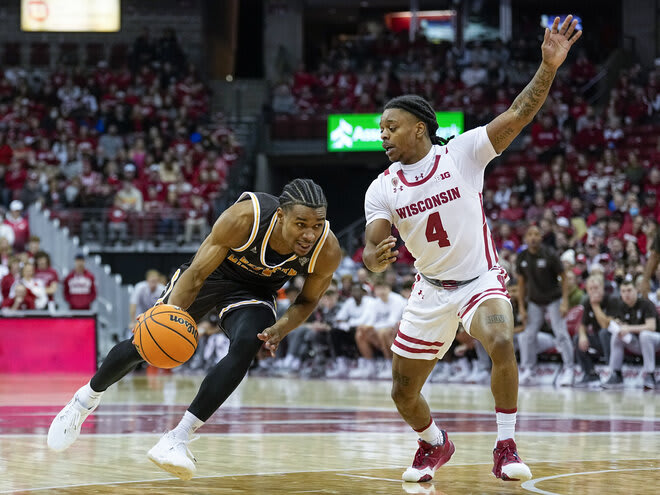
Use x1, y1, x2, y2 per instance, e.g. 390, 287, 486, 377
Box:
541, 15, 582, 70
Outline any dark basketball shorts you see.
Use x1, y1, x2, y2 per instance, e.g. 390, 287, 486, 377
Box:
157, 265, 278, 327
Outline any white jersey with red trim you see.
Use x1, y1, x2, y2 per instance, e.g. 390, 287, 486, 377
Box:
364, 126, 500, 281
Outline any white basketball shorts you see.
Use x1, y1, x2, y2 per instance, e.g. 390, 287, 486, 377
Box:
392, 266, 511, 360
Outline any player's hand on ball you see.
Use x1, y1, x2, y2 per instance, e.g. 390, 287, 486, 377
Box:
375, 236, 398, 269
257, 325, 284, 357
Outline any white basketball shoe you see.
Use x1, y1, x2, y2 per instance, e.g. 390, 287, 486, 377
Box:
147, 431, 198, 481
47, 389, 100, 452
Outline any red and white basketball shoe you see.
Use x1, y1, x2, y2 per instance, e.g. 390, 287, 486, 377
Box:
402, 431, 455, 482
492, 438, 532, 481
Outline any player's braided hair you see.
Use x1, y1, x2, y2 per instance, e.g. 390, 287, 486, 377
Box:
279, 178, 328, 211
384, 95, 454, 146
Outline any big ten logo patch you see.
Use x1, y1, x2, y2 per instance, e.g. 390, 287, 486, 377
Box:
434, 171, 451, 182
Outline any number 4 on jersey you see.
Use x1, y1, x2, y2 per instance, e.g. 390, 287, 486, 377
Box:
425, 212, 451, 247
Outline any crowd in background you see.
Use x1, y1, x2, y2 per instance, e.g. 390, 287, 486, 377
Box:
0, 228, 97, 312
0, 27, 240, 247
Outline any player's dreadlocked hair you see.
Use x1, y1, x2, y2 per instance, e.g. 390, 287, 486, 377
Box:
279, 178, 328, 211
384, 95, 454, 146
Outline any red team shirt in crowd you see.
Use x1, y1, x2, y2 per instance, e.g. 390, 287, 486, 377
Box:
63, 270, 96, 310
35, 267, 59, 301
4, 216, 29, 251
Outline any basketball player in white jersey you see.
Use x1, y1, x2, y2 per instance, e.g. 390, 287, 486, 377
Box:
363, 16, 582, 483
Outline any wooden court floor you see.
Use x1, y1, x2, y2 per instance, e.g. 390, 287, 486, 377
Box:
1, 373, 659, 494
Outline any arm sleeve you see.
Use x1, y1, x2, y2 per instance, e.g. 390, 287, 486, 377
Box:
446, 126, 500, 190
364, 177, 393, 226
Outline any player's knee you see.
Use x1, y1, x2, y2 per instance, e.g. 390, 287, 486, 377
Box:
485, 332, 515, 361
391, 385, 411, 408
230, 332, 263, 356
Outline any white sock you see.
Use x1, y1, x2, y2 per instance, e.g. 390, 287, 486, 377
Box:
496, 409, 517, 444
172, 411, 204, 440
415, 419, 443, 446
77, 382, 104, 409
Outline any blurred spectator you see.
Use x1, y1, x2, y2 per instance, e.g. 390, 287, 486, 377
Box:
63, 254, 97, 310
602, 278, 658, 389
531, 114, 562, 162
34, 251, 59, 308
326, 283, 373, 378
4, 200, 29, 252
184, 195, 210, 244
24, 235, 41, 260
564, 270, 585, 308
116, 177, 144, 212
1, 256, 21, 300
271, 83, 296, 114
349, 279, 406, 379
98, 125, 124, 161
1, 283, 35, 310
574, 275, 617, 387
129, 269, 165, 335
0, 236, 12, 265
13, 260, 47, 310
511, 167, 535, 203
107, 196, 129, 244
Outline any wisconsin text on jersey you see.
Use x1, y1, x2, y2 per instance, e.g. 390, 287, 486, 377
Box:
394, 187, 461, 219
227, 253, 298, 277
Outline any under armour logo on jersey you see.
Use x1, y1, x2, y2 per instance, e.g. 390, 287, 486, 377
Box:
393, 185, 404, 193
415, 172, 424, 181
418, 289, 424, 299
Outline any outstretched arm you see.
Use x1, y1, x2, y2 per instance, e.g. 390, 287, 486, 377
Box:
486, 15, 582, 154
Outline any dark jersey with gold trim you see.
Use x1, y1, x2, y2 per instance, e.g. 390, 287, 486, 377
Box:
212, 192, 329, 290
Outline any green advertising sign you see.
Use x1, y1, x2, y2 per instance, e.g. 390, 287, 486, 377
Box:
327, 112, 464, 152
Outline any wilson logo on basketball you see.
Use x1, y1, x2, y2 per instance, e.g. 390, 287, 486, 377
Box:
169, 314, 198, 340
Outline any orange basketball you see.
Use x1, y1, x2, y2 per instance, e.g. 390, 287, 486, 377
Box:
133, 304, 198, 369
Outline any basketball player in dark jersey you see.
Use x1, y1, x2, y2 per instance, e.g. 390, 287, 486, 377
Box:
48, 179, 341, 480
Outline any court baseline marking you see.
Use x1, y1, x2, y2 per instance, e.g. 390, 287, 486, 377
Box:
9, 403, 655, 423
521, 467, 660, 495
3, 458, 660, 494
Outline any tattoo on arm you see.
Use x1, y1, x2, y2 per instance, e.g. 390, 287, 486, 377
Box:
392, 370, 410, 386
510, 64, 556, 121
486, 314, 506, 324
490, 126, 516, 149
